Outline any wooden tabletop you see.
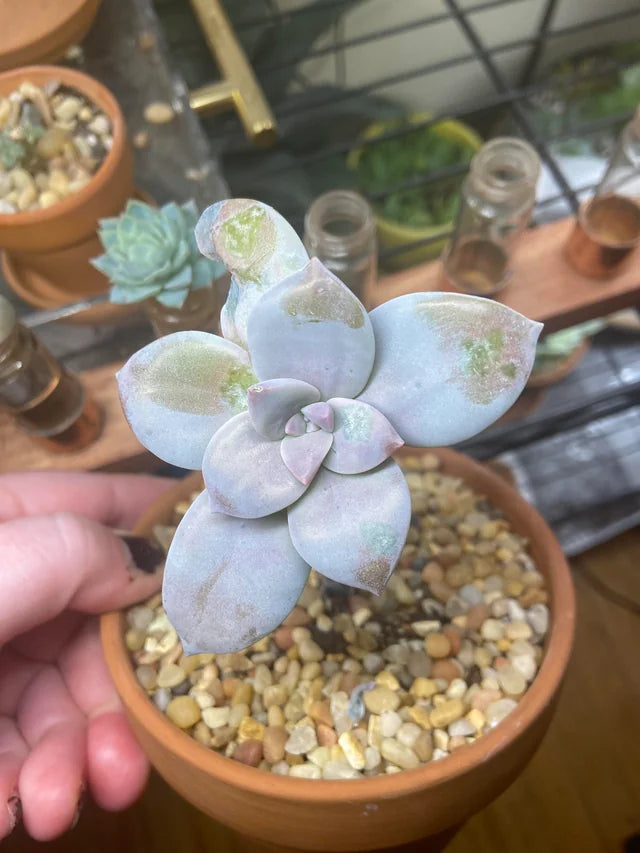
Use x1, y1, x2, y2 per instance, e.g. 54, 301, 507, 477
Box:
5, 526, 639, 853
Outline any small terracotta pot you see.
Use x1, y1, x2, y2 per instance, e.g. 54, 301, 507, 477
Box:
527, 340, 590, 389
0, 65, 133, 306
0, 0, 101, 71
101, 448, 575, 853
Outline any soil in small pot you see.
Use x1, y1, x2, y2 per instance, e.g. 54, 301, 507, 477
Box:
0, 78, 112, 214
124, 453, 550, 780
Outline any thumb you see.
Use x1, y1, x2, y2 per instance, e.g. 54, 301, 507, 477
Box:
0, 512, 164, 645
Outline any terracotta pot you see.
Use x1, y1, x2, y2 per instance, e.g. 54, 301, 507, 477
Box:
0, 65, 133, 307
0, 0, 101, 71
101, 448, 575, 853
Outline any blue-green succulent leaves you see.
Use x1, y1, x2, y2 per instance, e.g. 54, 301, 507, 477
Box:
92, 199, 223, 308
116, 198, 542, 653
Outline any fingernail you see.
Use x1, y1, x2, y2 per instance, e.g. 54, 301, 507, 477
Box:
118, 534, 165, 575
6, 794, 21, 833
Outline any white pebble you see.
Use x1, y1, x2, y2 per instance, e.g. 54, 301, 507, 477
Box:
323, 761, 362, 780
527, 603, 549, 636
338, 732, 366, 770
481, 619, 505, 641
510, 653, 536, 682
285, 725, 317, 755
202, 706, 230, 728
364, 746, 381, 770
445, 678, 467, 699
379, 710, 402, 737
432, 748, 449, 760
289, 763, 322, 779
448, 719, 476, 737
433, 729, 449, 751
507, 600, 526, 621
380, 738, 419, 770
485, 698, 518, 727
396, 722, 421, 749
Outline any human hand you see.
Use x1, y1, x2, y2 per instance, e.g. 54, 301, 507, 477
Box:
0, 471, 174, 841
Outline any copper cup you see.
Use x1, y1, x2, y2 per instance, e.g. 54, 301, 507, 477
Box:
565, 194, 640, 278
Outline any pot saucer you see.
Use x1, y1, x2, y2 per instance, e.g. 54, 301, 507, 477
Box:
0, 0, 100, 71
1, 250, 137, 326
527, 340, 590, 389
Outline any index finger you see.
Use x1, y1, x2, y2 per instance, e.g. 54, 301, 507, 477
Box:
0, 472, 176, 528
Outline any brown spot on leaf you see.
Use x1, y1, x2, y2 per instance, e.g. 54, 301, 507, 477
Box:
354, 557, 391, 595
283, 264, 364, 329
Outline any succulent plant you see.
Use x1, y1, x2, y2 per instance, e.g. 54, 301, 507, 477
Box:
118, 199, 542, 654
533, 320, 604, 371
0, 133, 26, 170
92, 199, 223, 308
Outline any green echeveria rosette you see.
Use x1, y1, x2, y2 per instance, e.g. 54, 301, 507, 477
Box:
92, 199, 224, 309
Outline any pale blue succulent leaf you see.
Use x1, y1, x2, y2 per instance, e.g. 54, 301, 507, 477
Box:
288, 459, 411, 594
247, 258, 376, 399
163, 491, 310, 654
123, 199, 157, 221
358, 293, 542, 446
203, 411, 308, 518
109, 282, 162, 304
323, 398, 404, 475
192, 256, 217, 288
154, 287, 189, 308
195, 199, 308, 347
247, 377, 321, 440
281, 429, 333, 485
163, 265, 192, 291
117, 331, 256, 469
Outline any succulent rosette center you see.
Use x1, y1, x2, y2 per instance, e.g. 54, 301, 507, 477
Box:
117, 199, 542, 654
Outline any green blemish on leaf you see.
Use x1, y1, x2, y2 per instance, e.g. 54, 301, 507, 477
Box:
360, 522, 398, 558
217, 203, 276, 282
339, 405, 373, 441
283, 275, 364, 329
137, 340, 255, 416
501, 362, 517, 379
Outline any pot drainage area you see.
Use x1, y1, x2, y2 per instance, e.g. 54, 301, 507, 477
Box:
125, 453, 549, 779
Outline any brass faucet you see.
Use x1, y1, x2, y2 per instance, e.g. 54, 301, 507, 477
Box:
189, 0, 277, 147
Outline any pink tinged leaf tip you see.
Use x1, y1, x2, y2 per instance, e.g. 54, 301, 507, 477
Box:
163, 491, 310, 654
281, 430, 333, 485
285, 413, 306, 436
203, 411, 307, 518
323, 398, 404, 475
302, 401, 334, 431
247, 377, 320, 440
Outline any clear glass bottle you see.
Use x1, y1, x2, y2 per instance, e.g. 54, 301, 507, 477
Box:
565, 107, 640, 278
442, 137, 540, 296
143, 281, 227, 338
304, 190, 377, 306
0, 294, 102, 452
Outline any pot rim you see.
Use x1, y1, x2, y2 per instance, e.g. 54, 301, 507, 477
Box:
101, 447, 574, 803
0, 64, 126, 226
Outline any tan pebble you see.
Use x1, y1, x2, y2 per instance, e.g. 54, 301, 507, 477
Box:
474, 647, 493, 668
380, 738, 419, 770
411, 620, 441, 637
448, 735, 467, 751
54, 96, 82, 122
267, 705, 286, 727
138, 30, 156, 50
430, 699, 464, 728
88, 114, 110, 136
422, 562, 444, 584
290, 763, 322, 779
309, 700, 333, 728
471, 688, 502, 711
144, 101, 175, 124
0, 98, 11, 128
135, 665, 157, 690
298, 639, 324, 663
445, 678, 467, 700
202, 706, 230, 729
233, 739, 263, 766
316, 614, 332, 632
189, 689, 214, 710
229, 703, 250, 728
192, 721, 211, 746
505, 580, 523, 597
466, 603, 490, 630
497, 666, 526, 697
466, 708, 486, 733
442, 627, 462, 656
518, 588, 547, 608
263, 726, 288, 763
263, 684, 288, 708
284, 693, 305, 723
410, 677, 438, 699
10, 168, 34, 190
496, 638, 511, 653
339, 671, 360, 695
237, 717, 265, 743
445, 563, 472, 588
363, 687, 400, 714
232, 683, 253, 705
430, 580, 454, 603
505, 620, 532, 641
308, 745, 331, 768
425, 633, 451, 659
222, 678, 240, 699
291, 627, 311, 644
352, 607, 372, 627
481, 619, 505, 641
375, 670, 400, 691
133, 130, 149, 149
125, 629, 146, 652
433, 728, 449, 751
339, 731, 366, 770
407, 706, 431, 730
283, 605, 310, 627
413, 730, 433, 761
317, 723, 338, 747
166, 696, 200, 728
431, 659, 462, 683
286, 752, 304, 766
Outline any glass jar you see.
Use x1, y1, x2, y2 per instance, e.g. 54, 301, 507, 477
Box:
304, 190, 377, 306
565, 107, 640, 278
143, 281, 227, 338
442, 137, 541, 296
0, 294, 102, 452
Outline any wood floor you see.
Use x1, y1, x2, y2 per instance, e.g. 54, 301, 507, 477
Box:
7, 528, 640, 853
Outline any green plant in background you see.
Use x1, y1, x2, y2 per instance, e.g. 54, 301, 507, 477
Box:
533, 320, 605, 373
92, 199, 223, 307
354, 122, 477, 228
